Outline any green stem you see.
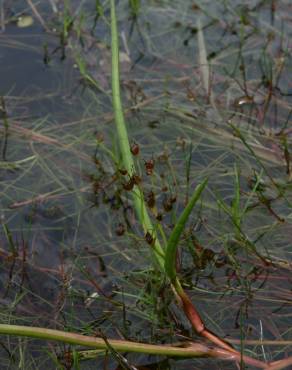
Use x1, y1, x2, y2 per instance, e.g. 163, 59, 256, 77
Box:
0, 324, 208, 358
0, 324, 268, 368
110, 0, 165, 268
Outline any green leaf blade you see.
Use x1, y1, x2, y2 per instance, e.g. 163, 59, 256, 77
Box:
165, 179, 208, 282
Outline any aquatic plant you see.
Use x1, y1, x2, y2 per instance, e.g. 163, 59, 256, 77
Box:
1, 1, 292, 369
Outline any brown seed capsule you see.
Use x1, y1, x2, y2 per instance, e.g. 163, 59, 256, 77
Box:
145, 231, 155, 245
148, 120, 159, 128
187, 88, 196, 102
132, 174, 141, 185
170, 195, 177, 204
61, 350, 73, 369
95, 132, 104, 142
130, 142, 140, 156
145, 190, 155, 208
145, 159, 154, 175
156, 213, 163, 221
116, 223, 125, 236
119, 168, 128, 176
123, 177, 135, 191
92, 180, 100, 194
93, 157, 101, 166
163, 196, 173, 212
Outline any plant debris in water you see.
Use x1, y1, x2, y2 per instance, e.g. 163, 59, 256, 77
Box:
0, 0, 291, 369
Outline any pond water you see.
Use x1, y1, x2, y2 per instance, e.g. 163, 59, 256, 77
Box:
0, 1, 291, 369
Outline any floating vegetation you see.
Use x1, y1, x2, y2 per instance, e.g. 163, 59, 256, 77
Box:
17, 15, 34, 28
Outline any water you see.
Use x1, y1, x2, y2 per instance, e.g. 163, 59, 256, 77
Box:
0, 1, 291, 369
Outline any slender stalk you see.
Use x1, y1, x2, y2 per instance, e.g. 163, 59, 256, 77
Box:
0, 325, 268, 368
0, 324, 227, 358
110, 0, 164, 268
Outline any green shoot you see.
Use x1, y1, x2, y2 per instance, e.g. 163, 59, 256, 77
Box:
165, 179, 208, 282
110, 0, 165, 268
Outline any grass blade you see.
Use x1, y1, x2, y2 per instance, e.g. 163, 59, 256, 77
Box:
165, 179, 208, 282
197, 18, 209, 95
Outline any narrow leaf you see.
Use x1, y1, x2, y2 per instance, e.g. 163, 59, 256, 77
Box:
165, 179, 208, 282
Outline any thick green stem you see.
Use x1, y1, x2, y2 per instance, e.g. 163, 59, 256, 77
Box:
110, 0, 164, 268
0, 324, 214, 358
0, 324, 268, 368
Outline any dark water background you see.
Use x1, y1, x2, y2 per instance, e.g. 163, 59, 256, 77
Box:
0, 1, 291, 369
